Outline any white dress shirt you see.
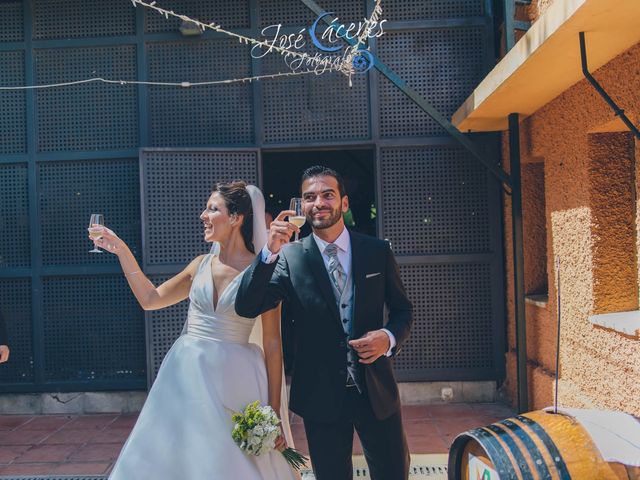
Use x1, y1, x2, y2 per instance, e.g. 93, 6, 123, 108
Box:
260, 227, 396, 356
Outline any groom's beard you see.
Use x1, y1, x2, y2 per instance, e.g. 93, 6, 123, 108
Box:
307, 205, 342, 230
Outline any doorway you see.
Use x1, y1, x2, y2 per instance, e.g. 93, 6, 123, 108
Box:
261, 148, 377, 238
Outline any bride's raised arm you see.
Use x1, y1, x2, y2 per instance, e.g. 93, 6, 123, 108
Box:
90, 226, 202, 311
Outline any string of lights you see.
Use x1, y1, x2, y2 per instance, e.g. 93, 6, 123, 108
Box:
0, 69, 331, 91
0, 1, 384, 91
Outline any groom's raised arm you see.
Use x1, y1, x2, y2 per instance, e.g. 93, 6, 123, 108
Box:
235, 251, 290, 318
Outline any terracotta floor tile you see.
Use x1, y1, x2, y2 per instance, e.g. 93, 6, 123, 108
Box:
0, 429, 52, 446
43, 428, 98, 445
0, 463, 58, 475
109, 414, 139, 428
0, 416, 33, 431
52, 461, 111, 475
18, 415, 75, 431
68, 443, 123, 462
90, 427, 132, 444
64, 414, 118, 430
13, 444, 80, 463
433, 417, 491, 437
424, 404, 476, 419
0, 444, 31, 464
407, 435, 449, 454
401, 405, 434, 421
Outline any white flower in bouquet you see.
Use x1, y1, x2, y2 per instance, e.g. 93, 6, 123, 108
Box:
231, 400, 308, 470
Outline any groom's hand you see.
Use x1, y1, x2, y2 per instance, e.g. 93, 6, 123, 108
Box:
349, 330, 390, 364
268, 210, 300, 254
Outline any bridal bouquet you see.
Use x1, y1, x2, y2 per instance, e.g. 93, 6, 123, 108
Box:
231, 400, 308, 470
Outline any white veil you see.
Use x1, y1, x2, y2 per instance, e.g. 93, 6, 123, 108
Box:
211, 185, 294, 448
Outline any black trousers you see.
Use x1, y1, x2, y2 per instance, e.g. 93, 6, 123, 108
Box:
303, 386, 410, 480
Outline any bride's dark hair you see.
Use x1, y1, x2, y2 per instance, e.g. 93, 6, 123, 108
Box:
213, 181, 255, 254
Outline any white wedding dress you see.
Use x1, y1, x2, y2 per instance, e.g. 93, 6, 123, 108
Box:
109, 253, 298, 480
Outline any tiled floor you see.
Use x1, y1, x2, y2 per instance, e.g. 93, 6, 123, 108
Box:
0, 403, 515, 476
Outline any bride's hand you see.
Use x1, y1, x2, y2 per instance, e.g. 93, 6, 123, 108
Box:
88, 226, 126, 256
275, 425, 287, 452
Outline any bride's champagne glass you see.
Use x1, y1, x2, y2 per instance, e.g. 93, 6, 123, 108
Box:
88, 213, 104, 253
289, 198, 305, 242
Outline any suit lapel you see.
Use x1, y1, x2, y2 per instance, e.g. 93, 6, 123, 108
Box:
350, 231, 366, 335
303, 235, 341, 322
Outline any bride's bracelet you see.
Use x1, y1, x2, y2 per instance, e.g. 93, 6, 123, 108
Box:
125, 270, 141, 276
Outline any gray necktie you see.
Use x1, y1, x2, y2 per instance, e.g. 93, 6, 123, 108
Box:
325, 243, 345, 294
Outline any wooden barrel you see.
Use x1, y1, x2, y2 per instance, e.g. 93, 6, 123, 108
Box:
447, 410, 631, 480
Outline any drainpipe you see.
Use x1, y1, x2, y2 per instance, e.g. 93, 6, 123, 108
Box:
580, 32, 640, 140
509, 113, 529, 413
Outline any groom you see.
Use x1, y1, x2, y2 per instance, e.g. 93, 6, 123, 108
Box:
236, 166, 412, 480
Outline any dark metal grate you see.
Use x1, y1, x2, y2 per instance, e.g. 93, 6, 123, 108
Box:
380, 146, 490, 255
141, 149, 258, 267
141, 149, 259, 383
0, 163, 30, 268
383, 0, 483, 21
394, 263, 494, 378
0, 1, 24, 42
145, 0, 250, 32
261, 42, 370, 144
147, 39, 253, 146
0, 279, 34, 384
258, 0, 364, 28
37, 159, 141, 266
377, 28, 485, 138
34, 0, 135, 39
146, 275, 190, 383
42, 275, 145, 382
0, 51, 27, 154
35, 46, 138, 152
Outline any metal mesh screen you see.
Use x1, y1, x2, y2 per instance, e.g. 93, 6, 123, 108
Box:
33, 0, 135, 39
147, 39, 253, 146
38, 159, 141, 266
258, 0, 364, 28
0, 50, 27, 154
0, 163, 30, 268
0, 279, 33, 384
377, 28, 485, 138
393, 263, 494, 379
383, 0, 484, 21
0, 1, 23, 42
141, 149, 259, 383
145, 275, 190, 382
42, 275, 145, 382
145, 0, 250, 32
380, 146, 490, 255
35, 46, 138, 152
261, 44, 370, 144
141, 149, 258, 267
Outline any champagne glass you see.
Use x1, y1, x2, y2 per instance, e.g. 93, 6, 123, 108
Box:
289, 198, 305, 242
88, 213, 104, 253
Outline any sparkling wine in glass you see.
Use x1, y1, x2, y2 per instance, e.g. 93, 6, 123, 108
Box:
289, 198, 305, 242
88, 213, 104, 253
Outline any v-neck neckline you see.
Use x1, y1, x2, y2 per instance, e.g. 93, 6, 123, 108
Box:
209, 255, 249, 312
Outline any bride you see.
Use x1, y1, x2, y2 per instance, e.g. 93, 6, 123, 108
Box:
91, 181, 299, 480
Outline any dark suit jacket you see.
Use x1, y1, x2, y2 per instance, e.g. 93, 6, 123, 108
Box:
0, 310, 8, 347
236, 230, 412, 422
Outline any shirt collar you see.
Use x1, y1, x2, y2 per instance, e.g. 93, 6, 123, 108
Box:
313, 226, 350, 254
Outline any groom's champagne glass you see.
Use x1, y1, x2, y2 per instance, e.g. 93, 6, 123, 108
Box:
289, 198, 305, 242
88, 213, 104, 253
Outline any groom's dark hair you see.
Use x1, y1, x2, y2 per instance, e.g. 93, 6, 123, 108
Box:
301, 165, 346, 197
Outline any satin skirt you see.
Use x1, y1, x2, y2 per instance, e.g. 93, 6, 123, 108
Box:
109, 333, 298, 480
